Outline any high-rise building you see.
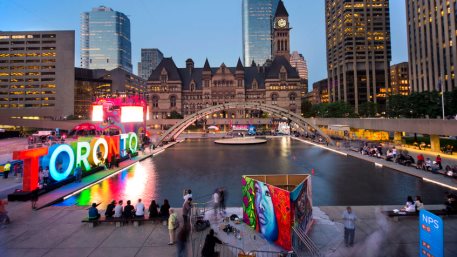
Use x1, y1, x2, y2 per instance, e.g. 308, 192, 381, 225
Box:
390, 62, 409, 96
290, 51, 308, 81
406, 0, 457, 92
81, 6, 132, 72
242, 0, 280, 66
312, 79, 330, 104
0, 31, 75, 120
290, 51, 308, 97
326, 0, 391, 112
138, 48, 164, 80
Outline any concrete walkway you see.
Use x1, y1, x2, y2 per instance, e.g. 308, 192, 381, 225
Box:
292, 137, 457, 191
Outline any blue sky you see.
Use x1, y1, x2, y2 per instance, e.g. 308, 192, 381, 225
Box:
0, 0, 407, 87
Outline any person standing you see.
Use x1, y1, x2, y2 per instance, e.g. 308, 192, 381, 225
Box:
168, 209, 178, 245
176, 224, 190, 257
183, 189, 192, 204
160, 199, 171, 225
31, 188, 39, 210
43, 166, 50, 186
182, 198, 192, 225
0, 199, 10, 224
74, 164, 82, 183
342, 206, 357, 247
201, 229, 223, 257
135, 198, 145, 218
3, 161, 11, 179
213, 190, 220, 217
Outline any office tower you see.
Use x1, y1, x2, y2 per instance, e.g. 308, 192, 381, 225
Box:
290, 51, 308, 81
312, 79, 330, 104
406, 0, 457, 92
0, 31, 75, 119
390, 62, 409, 95
326, 0, 391, 112
242, 0, 280, 66
81, 6, 132, 72
138, 48, 163, 80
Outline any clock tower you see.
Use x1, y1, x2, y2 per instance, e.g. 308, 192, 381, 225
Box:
272, 0, 290, 60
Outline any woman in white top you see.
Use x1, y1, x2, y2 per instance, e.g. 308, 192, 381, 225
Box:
401, 196, 416, 212
415, 196, 424, 211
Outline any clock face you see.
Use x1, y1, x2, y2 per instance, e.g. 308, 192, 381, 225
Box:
277, 18, 287, 28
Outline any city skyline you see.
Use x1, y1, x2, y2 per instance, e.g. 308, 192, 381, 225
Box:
0, 0, 407, 86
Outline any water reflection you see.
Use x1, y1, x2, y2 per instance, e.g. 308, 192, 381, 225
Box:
58, 138, 447, 208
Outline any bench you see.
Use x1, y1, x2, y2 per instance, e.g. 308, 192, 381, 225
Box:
382, 210, 457, 221
82, 216, 162, 227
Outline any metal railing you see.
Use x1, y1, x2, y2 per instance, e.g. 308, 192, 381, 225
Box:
292, 227, 321, 257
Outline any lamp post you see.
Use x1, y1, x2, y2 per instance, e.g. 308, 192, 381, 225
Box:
439, 79, 445, 120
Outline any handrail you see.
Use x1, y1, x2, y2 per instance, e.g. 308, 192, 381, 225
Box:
292, 227, 321, 257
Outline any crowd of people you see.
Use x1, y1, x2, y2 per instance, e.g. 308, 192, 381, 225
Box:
358, 143, 457, 179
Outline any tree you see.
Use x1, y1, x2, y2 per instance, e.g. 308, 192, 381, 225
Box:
311, 102, 357, 118
358, 102, 378, 117
301, 99, 314, 117
167, 111, 184, 119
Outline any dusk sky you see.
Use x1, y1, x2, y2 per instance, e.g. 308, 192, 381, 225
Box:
1, 0, 408, 86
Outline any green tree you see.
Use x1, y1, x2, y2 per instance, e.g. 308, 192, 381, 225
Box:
358, 102, 378, 117
166, 111, 184, 119
301, 99, 314, 117
312, 102, 357, 118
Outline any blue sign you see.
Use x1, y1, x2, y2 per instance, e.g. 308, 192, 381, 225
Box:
419, 210, 443, 257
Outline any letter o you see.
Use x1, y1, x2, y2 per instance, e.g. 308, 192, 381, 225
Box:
128, 133, 138, 153
49, 144, 75, 181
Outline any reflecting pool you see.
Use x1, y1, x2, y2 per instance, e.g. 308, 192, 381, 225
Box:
58, 138, 446, 208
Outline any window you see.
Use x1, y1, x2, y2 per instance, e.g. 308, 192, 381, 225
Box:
170, 95, 177, 108
152, 95, 159, 108
271, 93, 278, 105
289, 93, 296, 101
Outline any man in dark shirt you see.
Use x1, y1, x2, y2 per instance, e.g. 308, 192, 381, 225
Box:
182, 198, 192, 225
105, 200, 116, 218
123, 200, 135, 218
201, 229, 223, 257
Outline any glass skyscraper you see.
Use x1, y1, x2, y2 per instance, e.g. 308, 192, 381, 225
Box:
80, 6, 132, 72
242, 0, 279, 66
138, 48, 164, 80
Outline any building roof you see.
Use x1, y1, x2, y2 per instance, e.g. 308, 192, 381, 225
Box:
275, 0, 289, 17
149, 56, 300, 90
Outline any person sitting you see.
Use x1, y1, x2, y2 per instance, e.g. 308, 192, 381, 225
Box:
123, 200, 135, 219
386, 150, 394, 162
415, 196, 424, 212
113, 200, 123, 218
445, 165, 454, 177
424, 158, 432, 171
135, 198, 145, 218
148, 200, 159, 219
105, 200, 116, 218
416, 154, 425, 170
430, 161, 441, 174
400, 196, 416, 213
88, 203, 101, 220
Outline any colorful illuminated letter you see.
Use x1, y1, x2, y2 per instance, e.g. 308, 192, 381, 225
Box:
128, 132, 138, 153
13, 147, 48, 192
48, 144, 75, 182
120, 133, 128, 157
104, 135, 120, 161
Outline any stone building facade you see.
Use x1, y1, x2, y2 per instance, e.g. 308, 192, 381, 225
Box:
147, 57, 302, 119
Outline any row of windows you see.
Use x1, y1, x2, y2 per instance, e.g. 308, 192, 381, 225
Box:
0, 103, 55, 108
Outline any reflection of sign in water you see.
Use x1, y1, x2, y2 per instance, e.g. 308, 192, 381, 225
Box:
419, 210, 443, 257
